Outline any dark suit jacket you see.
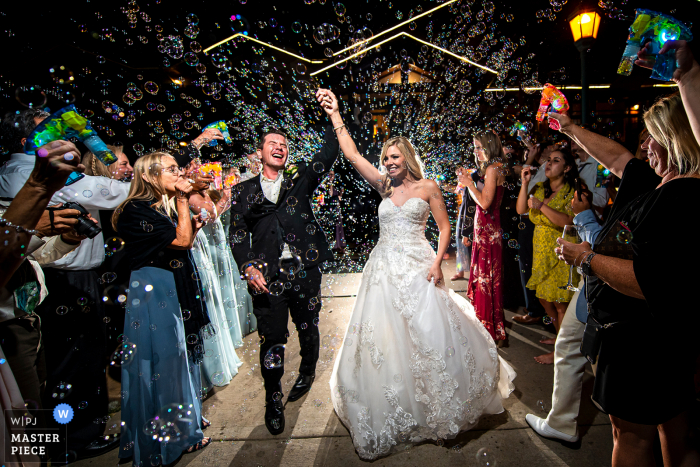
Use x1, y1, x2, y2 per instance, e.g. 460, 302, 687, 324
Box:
229, 127, 339, 279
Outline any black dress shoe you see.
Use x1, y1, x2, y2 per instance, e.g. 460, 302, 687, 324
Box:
287, 373, 315, 402
264, 399, 285, 435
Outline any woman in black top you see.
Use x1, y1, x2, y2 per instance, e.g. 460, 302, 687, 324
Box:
550, 88, 700, 466
112, 152, 211, 465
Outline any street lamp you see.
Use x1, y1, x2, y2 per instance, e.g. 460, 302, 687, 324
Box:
569, 7, 601, 125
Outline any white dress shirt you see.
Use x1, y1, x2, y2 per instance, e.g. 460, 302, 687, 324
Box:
259, 171, 292, 259
576, 156, 609, 208
0, 153, 130, 270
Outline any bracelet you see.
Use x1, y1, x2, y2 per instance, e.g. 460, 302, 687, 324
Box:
574, 250, 591, 267
582, 251, 596, 266
333, 124, 346, 132
0, 217, 38, 236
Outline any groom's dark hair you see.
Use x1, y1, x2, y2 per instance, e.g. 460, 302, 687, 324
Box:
257, 129, 287, 150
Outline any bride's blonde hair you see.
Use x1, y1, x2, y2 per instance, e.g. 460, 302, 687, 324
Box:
378, 137, 425, 197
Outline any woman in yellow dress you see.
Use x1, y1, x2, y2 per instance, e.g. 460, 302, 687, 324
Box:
517, 148, 579, 364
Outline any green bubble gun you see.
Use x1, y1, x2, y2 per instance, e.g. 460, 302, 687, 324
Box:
24, 104, 117, 165
204, 120, 232, 147
617, 9, 693, 81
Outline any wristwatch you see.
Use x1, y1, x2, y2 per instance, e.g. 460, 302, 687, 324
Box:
580, 251, 597, 276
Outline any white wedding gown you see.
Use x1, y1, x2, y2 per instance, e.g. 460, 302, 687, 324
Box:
330, 197, 516, 460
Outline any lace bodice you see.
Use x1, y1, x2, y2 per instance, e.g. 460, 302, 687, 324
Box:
366, 197, 435, 291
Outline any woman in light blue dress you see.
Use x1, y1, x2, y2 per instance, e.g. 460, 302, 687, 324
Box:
186, 162, 245, 389
114, 152, 212, 465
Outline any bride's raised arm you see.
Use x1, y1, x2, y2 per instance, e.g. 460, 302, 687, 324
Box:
316, 89, 382, 191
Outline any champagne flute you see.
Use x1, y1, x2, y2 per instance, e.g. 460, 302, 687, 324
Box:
558, 224, 583, 292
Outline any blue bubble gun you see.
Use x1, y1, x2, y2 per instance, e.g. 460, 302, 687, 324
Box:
617, 9, 693, 81
204, 121, 232, 147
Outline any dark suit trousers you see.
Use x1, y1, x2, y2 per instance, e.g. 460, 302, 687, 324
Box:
252, 265, 322, 398
517, 215, 545, 317
37, 269, 108, 451
0, 315, 47, 429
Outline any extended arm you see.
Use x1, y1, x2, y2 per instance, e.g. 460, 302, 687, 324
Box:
317, 90, 381, 190
549, 113, 633, 179
0, 141, 82, 289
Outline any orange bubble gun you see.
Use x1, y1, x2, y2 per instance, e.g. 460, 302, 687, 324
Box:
224, 173, 239, 187
536, 83, 569, 130
199, 162, 223, 189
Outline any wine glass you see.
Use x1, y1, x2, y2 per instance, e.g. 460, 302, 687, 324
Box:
558, 224, 584, 292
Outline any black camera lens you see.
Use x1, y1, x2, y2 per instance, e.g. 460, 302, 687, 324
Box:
73, 215, 102, 239
57, 201, 102, 239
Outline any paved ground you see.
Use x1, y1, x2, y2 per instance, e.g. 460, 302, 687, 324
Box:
76, 259, 613, 467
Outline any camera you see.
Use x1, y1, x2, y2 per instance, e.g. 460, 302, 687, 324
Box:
48, 202, 102, 239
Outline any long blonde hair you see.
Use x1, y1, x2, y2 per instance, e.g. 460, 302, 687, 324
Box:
473, 131, 504, 175
112, 152, 175, 231
379, 137, 424, 197
644, 93, 700, 175
83, 144, 122, 178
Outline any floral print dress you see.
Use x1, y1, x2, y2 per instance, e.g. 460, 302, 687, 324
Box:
526, 182, 578, 303
467, 186, 505, 341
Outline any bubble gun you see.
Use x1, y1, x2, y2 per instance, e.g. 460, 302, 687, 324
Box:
204, 121, 232, 147
24, 104, 117, 166
617, 9, 693, 81
536, 84, 569, 130
509, 121, 527, 138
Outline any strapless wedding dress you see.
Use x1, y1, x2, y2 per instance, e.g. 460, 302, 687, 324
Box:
329, 197, 516, 460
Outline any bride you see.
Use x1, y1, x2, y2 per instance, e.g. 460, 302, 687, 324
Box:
318, 90, 516, 460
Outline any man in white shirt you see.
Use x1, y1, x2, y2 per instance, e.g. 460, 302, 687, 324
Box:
0, 204, 87, 435
0, 109, 129, 456
571, 139, 609, 211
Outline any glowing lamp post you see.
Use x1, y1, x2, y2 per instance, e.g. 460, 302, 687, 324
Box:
569, 8, 601, 125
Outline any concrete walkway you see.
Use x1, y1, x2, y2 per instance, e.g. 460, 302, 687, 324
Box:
76, 259, 613, 466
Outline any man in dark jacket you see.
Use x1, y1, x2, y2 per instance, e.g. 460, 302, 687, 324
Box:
230, 89, 341, 435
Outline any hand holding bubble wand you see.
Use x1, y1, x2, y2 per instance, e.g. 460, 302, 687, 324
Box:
24, 105, 116, 185
202, 121, 232, 147
536, 84, 569, 131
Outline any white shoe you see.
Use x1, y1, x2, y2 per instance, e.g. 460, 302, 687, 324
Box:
525, 414, 579, 443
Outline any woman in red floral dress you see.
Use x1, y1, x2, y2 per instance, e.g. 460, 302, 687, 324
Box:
463, 132, 507, 342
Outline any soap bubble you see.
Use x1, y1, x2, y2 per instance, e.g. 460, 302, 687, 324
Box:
264, 345, 284, 369
105, 237, 125, 253
313, 23, 341, 45
269, 281, 284, 296
51, 382, 73, 399
476, 447, 496, 466
616, 230, 632, 244
15, 85, 47, 108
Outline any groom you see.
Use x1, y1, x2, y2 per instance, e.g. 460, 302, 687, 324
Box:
230, 89, 342, 435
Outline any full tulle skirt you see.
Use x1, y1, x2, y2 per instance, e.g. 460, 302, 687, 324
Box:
192, 228, 243, 389
119, 267, 204, 466
330, 254, 515, 460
